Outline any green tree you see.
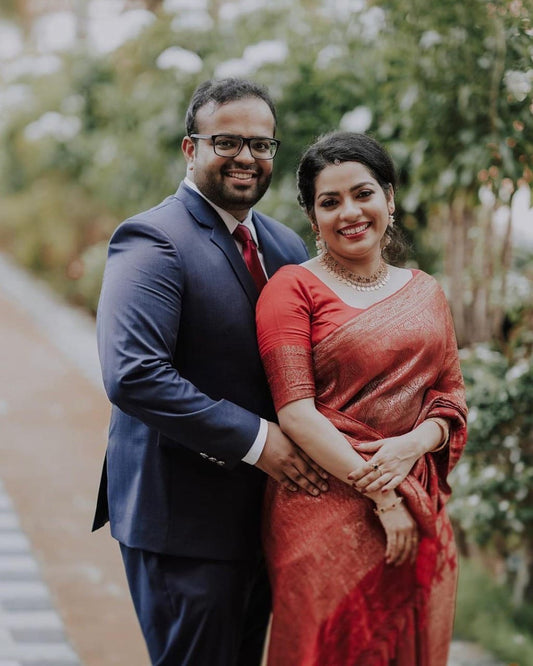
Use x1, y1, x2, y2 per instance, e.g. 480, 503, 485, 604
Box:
365, 0, 533, 345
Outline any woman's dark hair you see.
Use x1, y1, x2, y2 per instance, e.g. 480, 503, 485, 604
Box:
297, 131, 409, 264
185, 78, 277, 136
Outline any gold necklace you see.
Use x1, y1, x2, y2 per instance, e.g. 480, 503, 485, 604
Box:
318, 251, 390, 292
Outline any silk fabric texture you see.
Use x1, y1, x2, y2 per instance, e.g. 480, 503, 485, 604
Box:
256, 266, 468, 666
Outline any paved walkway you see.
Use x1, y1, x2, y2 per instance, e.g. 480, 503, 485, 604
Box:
0, 478, 80, 665
0, 252, 148, 665
0, 251, 505, 665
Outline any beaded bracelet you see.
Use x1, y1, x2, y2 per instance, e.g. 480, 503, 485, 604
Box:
373, 497, 403, 515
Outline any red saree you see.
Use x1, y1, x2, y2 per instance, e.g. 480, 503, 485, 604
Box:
256, 266, 467, 666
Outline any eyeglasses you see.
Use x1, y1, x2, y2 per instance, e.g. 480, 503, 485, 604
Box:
190, 134, 280, 159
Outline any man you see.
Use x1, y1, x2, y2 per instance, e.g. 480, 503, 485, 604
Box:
92, 78, 328, 666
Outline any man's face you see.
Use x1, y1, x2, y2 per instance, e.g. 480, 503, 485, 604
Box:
182, 97, 276, 220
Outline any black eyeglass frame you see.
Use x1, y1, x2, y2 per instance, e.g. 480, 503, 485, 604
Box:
190, 134, 281, 159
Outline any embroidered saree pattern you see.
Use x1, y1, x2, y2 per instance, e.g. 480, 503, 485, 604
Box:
256, 267, 467, 666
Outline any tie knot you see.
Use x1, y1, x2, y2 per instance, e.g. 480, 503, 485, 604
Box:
233, 224, 254, 244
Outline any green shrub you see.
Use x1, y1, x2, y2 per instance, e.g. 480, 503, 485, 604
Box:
455, 557, 533, 665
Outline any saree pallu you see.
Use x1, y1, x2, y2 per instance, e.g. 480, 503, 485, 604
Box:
257, 268, 468, 666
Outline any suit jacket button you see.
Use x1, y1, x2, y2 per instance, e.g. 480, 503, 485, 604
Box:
200, 453, 208, 459
216, 460, 225, 466
208, 457, 217, 463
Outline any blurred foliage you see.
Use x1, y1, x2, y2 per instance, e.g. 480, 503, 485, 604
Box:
450, 335, 533, 603
0, 0, 532, 311
454, 557, 533, 664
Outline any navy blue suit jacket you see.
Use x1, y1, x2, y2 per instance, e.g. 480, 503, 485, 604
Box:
93, 183, 309, 560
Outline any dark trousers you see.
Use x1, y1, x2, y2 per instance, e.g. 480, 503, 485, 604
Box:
120, 543, 271, 666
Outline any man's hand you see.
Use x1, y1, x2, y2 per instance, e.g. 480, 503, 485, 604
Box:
255, 422, 329, 496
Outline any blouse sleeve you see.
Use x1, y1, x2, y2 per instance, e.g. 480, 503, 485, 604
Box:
256, 266, 316, 411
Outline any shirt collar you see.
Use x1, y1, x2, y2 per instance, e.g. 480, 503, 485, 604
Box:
184, 177, 255, 238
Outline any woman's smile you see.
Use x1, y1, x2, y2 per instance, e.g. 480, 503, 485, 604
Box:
337, 222, 371, 237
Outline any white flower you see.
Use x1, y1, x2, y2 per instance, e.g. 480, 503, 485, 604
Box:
94, 138, 118, 166
400, 85, 419, 111
509, 449, 521, 464
214, 58, 255, 79
504, 70, 533, 102
1, 54, 62, 82
215, 40, 288, 79
171, 10, 213, 32
503, 435, 518, 448
24, 112, 81, 142
32, 11, 77, 52
452, 462, 471, 486
164, 0, 208, 10
359, 7, 386, 41
510, 520, 524, 533
89, 8, 156, 54
420, 30, 442, 49
506, 359, 529, 382
438, 169, 456, 191
479, 185, 496, 208
0, 21, 23, 60
494, 205, 511, 230
473, 344, 502, 363
402, 185, 422, 213
242, 41, 288, 68
481, 465, 498, 480
219, 0, 270, 21
156, 47, 203, 74
316, 45, 344, 69
516, 485, 528, 500
340, 106, 372, 133
0, 84, 33, 112
328, 0, 366, 19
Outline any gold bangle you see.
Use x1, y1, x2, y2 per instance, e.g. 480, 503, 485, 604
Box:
373, 497, 403, 515
427, 418, 449, 452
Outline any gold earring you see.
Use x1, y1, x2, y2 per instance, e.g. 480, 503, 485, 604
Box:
315, 233, 325, 255
312, 224, 324, 255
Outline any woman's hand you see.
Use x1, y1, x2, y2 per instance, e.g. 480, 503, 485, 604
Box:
375, 500, 419, 566
348, 434, 421, 494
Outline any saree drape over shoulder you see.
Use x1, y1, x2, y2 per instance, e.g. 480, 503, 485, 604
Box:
256, 266, 467, 666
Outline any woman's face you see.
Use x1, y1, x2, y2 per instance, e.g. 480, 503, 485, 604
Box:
312, 161, 394, 269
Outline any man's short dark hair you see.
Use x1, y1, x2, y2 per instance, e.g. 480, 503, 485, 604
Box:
185, 78, 277, 136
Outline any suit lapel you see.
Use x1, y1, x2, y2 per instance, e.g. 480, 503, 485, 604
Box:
176, 183, 259, 307
210, 223, 259, 306
254, 213, 288, 278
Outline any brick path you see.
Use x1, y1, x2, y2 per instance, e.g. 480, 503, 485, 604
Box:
0, 251, 505, 665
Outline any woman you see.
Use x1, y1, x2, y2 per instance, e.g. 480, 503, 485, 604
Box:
256, 132, 467, 666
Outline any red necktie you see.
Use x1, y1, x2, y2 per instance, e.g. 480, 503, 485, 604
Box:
233, 224, 267, 292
